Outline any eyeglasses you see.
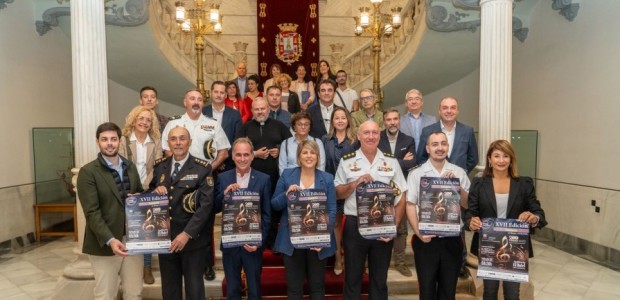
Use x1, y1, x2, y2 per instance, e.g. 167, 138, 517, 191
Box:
406, 97, 422, 103
360, 96, 374, 101
295, 123, 311, 128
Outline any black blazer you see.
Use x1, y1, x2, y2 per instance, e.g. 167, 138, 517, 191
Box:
202, 105, 242, 144
149, 155, 214, 252
321, 134, 357, 175
464, 176, 547, 257
307, 103, 340, 139
417, 121, 479, 173
377, 130, 417, 177
287, 91, 302, 114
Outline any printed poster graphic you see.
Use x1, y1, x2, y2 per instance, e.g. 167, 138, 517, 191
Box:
221, 189, 262, 248
477, 218, 530, 283
355, 181, 397, 239
125, 193, 171, 254
287, 189, 330, 249
418, 177, 461, 237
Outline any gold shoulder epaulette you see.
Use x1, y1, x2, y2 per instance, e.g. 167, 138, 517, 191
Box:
383, 152, 395, 158
193, 157, 210, 167
343, 152, 356, 160
154, 157, 167, 165
168, 115, 182, 120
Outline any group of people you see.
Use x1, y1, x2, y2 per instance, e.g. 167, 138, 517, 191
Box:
77, 61, 546, 300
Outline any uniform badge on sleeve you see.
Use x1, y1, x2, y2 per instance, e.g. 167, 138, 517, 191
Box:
207, 176, 214, 187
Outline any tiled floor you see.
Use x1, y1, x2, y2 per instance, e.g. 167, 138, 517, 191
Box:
0, 236, 618, 300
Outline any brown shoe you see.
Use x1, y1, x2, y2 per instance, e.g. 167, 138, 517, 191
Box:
396, 264, 413, 277
143, 267, 155, 284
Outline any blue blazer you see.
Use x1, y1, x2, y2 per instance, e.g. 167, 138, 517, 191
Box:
399, 112, 437, 141
203, 105, 242, 144
271, 168, 337, 260
416, 121, 479, 173
215, 168, 272, 248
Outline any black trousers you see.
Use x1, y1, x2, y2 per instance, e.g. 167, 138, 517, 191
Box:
282, 248, 327, 300
483, 279, 520, 300
413, 235, 462, 300
343, 215, 393, 300
222, 247, 264, 300
159, 246, 207, 300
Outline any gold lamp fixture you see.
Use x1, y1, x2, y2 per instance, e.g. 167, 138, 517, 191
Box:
175, 0, 223, 100
353, 0, 403, 109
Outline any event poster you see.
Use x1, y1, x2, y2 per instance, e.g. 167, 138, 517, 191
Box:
418, 177, 461, 237
287, 189, 330, 249
355, 181, 396, 239
477, 218, 530, 283
221, 189, 262, 248
125, 193, 171, 254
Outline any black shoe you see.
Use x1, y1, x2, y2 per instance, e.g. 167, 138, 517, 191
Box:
459, 266, 469, 278
204, 266, 216, 281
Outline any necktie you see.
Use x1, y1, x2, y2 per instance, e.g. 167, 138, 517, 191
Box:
171, 162, 180, 181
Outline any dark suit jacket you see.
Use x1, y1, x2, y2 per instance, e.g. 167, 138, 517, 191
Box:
203, 105, 242, 171
307, 103, 339, 139
203, 105, 242, 144
149, 155, 214, 252
378, 130, 417, 177
416, 121, 479, 173
321, 135, 358, 175
77, 154, 143, 256
215, 168, 272, 248
464, 177, 547, 257
234, 76, 248, 97
287, 91, 302, 114
271, 168, 337, 260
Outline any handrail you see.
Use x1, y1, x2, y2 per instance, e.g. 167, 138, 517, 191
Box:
340, 0, 426, 89
149, 0, 237, 84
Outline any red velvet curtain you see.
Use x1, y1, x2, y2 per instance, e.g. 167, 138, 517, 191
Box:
257, 0, 319, 84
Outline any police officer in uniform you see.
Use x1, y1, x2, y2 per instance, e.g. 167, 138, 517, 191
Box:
334, 120, 408, 300
150, 126, 214, 300
161, 89, 230, 280
161, 89, 231, 171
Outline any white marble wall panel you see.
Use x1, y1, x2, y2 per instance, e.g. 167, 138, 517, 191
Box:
536, 180, 620, 250
0, 185, 35, 242
221, 16, 257, 35
220, 0, 257, 16
320, 17, 355, 37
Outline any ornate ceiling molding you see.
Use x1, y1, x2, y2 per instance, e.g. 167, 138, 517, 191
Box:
425, 0, 529, 42
0, 0, 15, 10
35, 0, 149, 36
551, 0, 579, 21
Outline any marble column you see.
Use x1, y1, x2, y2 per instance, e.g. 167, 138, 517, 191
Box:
52, 0, 109, 299
477, 0, 513, 169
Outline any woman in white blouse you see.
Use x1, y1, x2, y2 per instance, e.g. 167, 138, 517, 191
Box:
118, 105, 163, 285
290, 63, 315, 111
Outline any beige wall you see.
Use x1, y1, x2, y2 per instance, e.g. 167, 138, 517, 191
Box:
0, 0, 73, 242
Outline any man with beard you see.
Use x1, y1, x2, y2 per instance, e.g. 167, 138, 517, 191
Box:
162, 89, 230, 171
162, 89, 230, 280
236, 98, 291, 248
405, 131, 470, 300
77, 122, 144, 300
150, 126, 214, 299
334, 120, 408, 300
378, 108, 417, 277
335, 70, 359, 113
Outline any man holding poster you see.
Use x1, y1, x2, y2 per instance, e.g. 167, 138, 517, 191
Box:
405, 131, 470, 300
215, 137, 272, 300
334, 120, 407, 300
150, 126, 214, 300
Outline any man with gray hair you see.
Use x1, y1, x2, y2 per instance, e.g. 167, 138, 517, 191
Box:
399, 89, 437, 146
351, 88, 384, 135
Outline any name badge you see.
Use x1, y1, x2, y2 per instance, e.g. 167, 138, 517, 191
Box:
180, 174, 198, 181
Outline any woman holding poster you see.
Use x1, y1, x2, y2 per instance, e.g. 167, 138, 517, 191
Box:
272, 140, 336, 300
466, 140, 547, 300
119, 105, 163, 285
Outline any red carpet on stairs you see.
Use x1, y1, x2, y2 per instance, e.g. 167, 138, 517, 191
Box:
222, 248, 369, 299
